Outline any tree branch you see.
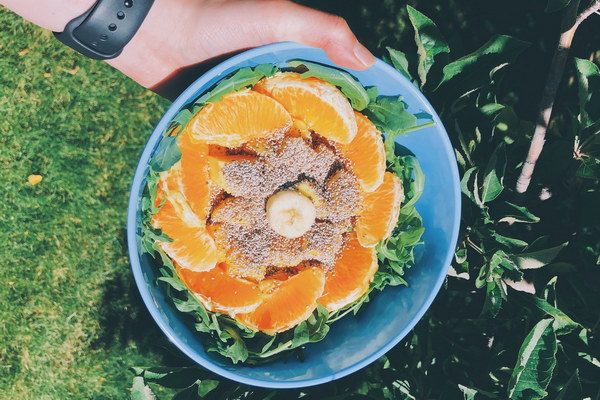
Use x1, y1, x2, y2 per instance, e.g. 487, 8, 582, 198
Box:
515, 0, 600, 193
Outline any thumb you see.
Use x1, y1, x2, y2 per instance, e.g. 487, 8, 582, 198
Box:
265, 1, 376, 70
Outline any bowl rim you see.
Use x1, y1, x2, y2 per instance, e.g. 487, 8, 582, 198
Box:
127, 41, 461, 389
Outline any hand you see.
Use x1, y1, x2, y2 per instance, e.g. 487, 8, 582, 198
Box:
106, 0, 375, 91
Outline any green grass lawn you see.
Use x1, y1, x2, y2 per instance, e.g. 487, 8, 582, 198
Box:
0, 9, 177, 398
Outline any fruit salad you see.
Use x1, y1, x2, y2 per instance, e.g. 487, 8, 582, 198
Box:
140, 62, 428, 363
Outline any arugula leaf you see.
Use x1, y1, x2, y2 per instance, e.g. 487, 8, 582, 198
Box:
508, 319, 557, 400
195, 64, 277, 105
365, 97, 418, 158
288, 60, 370, 110
149, 136, 182, 173
407, 5, 450, 87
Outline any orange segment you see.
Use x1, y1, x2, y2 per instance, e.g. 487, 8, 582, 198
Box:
188, 90, 292, 147
177, 130, 212, 221
254, 72, 357, 144
177, 263, 262, 314
318, 234, 378, 312
356, 172, 405, 247
151, 177, 217, 272
236, 268, 326, 335
340, 112, 386, 192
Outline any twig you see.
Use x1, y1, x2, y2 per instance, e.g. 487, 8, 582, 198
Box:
515, 0, 600, 193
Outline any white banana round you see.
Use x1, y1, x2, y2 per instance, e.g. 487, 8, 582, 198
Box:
266, 190, 317, 238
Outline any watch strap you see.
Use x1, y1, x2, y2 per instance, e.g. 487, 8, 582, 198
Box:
54, 0, 155, 60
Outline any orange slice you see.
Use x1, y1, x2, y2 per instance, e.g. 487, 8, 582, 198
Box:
318, 234, 378, 312
254, 72, 357, 144
356, 172, 405, 247
151, 176, 217, 272
177, 130, 212, 221
187, 90, 292, 147
236, 268, 326, 335
177, 263, 262, 314
339, 112, 386, 192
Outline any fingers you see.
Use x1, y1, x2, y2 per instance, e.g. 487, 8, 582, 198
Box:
265, 1, 375, 70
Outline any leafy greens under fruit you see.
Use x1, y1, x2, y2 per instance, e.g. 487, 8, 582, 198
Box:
139, 61, 431, 363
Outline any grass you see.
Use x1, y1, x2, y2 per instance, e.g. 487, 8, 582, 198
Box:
0, 9, 176, 398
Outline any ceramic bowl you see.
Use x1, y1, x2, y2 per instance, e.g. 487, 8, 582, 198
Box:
128, 42, 460, 388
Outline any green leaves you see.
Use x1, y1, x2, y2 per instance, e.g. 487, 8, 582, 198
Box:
460, 142, 506, 207
574, 57, 600, 127
480, 142, 506, 203
196, 64, 277, 104
439, 35, 530, 95
545, 0, 572, 13
386, 47, 412, 81
511, 291, 580, 335
365, 97, 419, 159
149, 136, 182, 173
512, 242, 568, 270
288, 60, 370, 110
407, 5, 450, 87
508, 319, 557, 400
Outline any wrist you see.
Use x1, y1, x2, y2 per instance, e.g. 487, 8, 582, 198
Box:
105, 0, 187, 88
1, 0, 96, 32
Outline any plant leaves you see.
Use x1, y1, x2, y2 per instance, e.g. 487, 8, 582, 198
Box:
365, 97, 418, 159
512, 242, 568, 270
555, 370, 582, 400
574, 57, 600, 126
507, 319, 557, 400
149, 136, 182, 173
439, 35, 530, 95
458, 384, 478, 400
407, 5, 450, 87
131, 376, 157, 400
498, 201, 540, 224
510, 291, 581, 335
387, 47, 412, 80
545, 0, 572, 12
288, 60, 370, 110
481, 142, 506, 203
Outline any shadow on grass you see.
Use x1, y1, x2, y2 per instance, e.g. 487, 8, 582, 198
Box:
90, 229, 195, 368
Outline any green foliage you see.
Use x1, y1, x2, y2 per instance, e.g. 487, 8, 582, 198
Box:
148, 136, 182, 172
507, 319, 557, 400
195, 64, 277, 104
407, 5, 449, 87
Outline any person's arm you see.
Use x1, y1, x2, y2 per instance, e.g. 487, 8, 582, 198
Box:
1, 0, 375, 91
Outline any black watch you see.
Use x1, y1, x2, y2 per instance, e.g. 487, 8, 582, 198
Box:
54, 0, 155, 60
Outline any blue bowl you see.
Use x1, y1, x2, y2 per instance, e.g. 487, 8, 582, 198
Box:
128, 42, 460, 388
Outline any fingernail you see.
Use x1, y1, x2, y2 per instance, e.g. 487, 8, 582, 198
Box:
353, 42, 375, 68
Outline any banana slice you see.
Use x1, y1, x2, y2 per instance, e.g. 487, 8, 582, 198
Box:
266, 190, 316, 238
